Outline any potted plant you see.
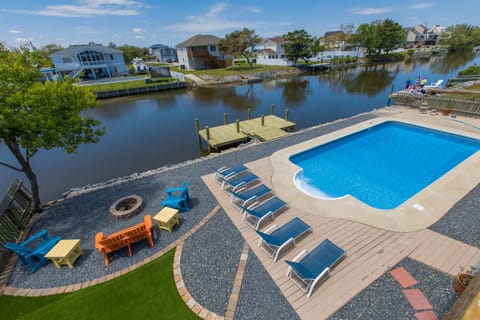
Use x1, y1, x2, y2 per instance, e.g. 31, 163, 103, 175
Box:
454, 265, 477, 294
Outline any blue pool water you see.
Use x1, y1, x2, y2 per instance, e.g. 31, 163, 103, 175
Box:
290, 121, 480, 209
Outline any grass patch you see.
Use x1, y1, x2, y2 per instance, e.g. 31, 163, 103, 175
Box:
0, 249, 199, 320
86, 78, 177, 93
173, 64, 295, 78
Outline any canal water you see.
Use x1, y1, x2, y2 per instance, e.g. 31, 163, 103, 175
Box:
1, 51, 479, 201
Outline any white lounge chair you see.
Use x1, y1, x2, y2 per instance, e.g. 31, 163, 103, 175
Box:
424, 79, 443, 89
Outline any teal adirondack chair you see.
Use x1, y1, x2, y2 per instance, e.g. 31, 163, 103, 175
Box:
161, 182, 190, 211
4, 230, 61, 273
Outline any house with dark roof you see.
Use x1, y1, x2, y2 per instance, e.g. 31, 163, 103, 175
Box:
149, 44, 177, 63
49, 42, 128, 80
175, 34, 230, 70
256, 37, 294, 66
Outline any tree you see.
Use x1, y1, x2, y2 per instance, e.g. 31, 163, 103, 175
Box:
440, 24, 480, 51
218, 28, 261, 69
117, 44, 149, 63
283, 29, 315, 64
0, 44, 105, 213
351, 19, 405, 57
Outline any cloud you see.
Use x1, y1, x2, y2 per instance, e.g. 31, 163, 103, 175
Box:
8, 0, 143, 17
73, 26, 104, 34
166, 2, 254, 33
8, 29, 22, 34
135, 35, 146, 39
350, 7, 394, 15
132, 27, 144, 33
15, 37, 33, 43
246, 6, 261, 14
410, 3, 433, 9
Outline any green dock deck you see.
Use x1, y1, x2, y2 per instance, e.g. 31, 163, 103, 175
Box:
198, 114, 296, 150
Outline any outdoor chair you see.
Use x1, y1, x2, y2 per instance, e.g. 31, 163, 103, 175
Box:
257, 217, 312, 262
214, 165, 249, 181
161, 181, 190, 211
220, 172, 259, 191
241, 196, 287, 230
424, 79, 444, 89
285, 239, 346, 298
3, 229, 62, 273
227, 183, 272, 208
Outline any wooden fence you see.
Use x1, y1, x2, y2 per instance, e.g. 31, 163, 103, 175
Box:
0, 180, 33, 274
391, 92, 480, 117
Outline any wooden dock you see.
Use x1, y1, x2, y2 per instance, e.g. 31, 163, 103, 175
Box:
197, 108, 296, 150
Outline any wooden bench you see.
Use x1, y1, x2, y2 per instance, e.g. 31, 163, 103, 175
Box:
95, 215, 154, 266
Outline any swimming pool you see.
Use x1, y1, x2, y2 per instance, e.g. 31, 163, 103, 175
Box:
290, 121, 480, 209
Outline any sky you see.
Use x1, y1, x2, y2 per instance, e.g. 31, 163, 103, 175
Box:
1, 0, 479, 49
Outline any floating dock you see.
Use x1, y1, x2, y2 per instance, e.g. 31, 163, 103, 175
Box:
196, 106, 296, 151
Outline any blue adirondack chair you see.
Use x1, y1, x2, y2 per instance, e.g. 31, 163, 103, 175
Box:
4, 229, 62, 273
161, 181, 190, 211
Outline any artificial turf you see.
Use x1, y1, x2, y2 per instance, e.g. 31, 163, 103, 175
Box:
0, 249, 200, 320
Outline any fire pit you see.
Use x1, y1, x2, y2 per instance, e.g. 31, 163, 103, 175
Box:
109, 194, 144, 219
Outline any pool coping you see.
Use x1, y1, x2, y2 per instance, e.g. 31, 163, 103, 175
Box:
271, 115, 480, 232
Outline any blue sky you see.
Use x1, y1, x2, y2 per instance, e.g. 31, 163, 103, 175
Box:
1, 0, 479, 49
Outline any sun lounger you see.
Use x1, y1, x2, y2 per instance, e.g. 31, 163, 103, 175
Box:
424, 79, 444, 89
227, 183, 272, 207
221, 172, 259, 190
285, 239, 346, 298
214, 165, 249, 181
241, 196, 287, 230
257, 217, 312, 262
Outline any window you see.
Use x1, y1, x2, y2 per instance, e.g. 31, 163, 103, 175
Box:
209, 45, 217, 52
62, 57, 72, 63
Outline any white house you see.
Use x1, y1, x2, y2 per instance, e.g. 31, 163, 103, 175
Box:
175, 35, 229, 70
256, 37, 294, 66
49, 42, 128, 80
425, 25, 446, 45
149, 44, 177, 63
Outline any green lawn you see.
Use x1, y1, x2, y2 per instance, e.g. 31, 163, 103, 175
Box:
86, 78, 178, 93
0, 249, 199, 320
173, 63, 295, 78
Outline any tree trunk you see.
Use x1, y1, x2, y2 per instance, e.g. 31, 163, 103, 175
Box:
5, 141, 43, 213
24, 163, 42, 213
243, 54, 253, 69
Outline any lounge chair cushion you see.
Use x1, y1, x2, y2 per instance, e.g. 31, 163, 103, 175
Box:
257, 217, 310, 247
244, 197, 286, 218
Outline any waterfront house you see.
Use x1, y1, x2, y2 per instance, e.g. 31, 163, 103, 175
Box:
175, 35, 229, 70
406, 24, 427, 46
256, 37, 294, 66
424, 25, 446, 45
49, 42, 128, 80
149, 44, 177, 63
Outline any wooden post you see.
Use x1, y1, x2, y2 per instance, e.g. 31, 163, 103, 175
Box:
285, 109, 289, 121
195, 118, 201, 143
270, 104, 275, 115
236, 119, 240, 132
247, 108, 251, 120
224, 113, 228, 125
205, 126, 210, 140
387, 84, 395, 107
261, 114, 265, 126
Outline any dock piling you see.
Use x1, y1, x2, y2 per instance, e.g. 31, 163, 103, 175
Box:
261, 114, 265, 126
247, 108, 251, 120
285, 109, 289, 121
270, 104, 275, 115
224, 113, 228, 125
236, 119, 240, 133
205, 126, 210, 140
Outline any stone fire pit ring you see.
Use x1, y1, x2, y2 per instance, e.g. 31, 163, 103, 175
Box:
109, 194, 144, 219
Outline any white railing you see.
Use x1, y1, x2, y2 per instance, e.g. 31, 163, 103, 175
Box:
171, 71, 185, 82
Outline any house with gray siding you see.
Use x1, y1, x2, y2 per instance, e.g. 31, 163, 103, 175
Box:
149, 44, 177, 63
176, 34, 230, 70
49, 42, 128, 79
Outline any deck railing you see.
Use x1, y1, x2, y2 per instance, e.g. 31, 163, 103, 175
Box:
391, 92, 480, 117
0, 180, 33, 275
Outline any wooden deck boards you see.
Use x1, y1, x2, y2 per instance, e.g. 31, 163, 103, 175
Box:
202, 157, 480, 319
198, 115, 295, 149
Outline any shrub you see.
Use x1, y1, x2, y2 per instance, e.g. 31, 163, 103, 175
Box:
458, 65, 480, 76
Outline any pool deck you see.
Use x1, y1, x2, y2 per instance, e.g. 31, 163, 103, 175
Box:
1, 107, 480, 319
203, 155, 480, 319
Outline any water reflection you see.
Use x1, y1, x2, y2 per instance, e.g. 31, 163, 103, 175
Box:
429, 50, 476, 74
278, 77, 311, 107
318, 64, 398, 97
191, 85, 261, 111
